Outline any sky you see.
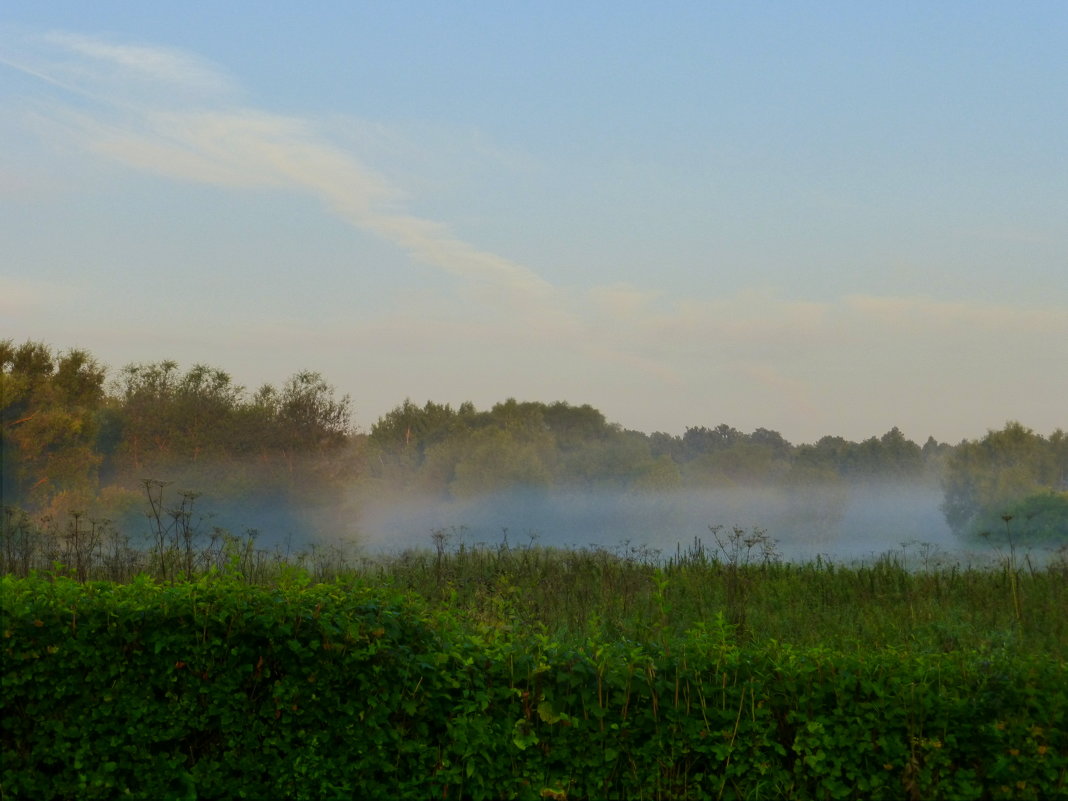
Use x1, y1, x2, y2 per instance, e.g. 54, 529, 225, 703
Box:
2, 2, 1066, 445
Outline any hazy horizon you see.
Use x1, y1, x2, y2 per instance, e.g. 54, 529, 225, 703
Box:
351, 483, 949, 561
162, 478, 1053, 570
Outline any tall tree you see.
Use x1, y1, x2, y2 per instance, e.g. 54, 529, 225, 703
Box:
941, 422, 1063, 538
1, 341, 106, 508
275, 371, 352, 452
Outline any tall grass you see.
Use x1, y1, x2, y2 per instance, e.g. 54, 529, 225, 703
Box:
3, 505, 1066, 660
366, 528, 1068, 660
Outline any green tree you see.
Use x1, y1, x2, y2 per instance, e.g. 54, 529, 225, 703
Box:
367, 399, 476, 489
997, 491, 1068, 542
941, 422, 1063, 540
541, 401, 612, 450
369, 399, 472, 454
107, 360, 253, 488
681, 423, 743, 459
275, 371, 352, 452
675, 426, 792, 486
873, 426, 924, 478
109, 360, 183, 471
173, 365, 244, 461
750, 427, 793, 460
557, 428, 672, 490
648, 431, 685, 463
1051, 429, 1068, 489
1, 341, 106, 508
448, 426, 554, 497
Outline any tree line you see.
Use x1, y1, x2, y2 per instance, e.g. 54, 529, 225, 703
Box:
2, 339, 1066, 544
1, 341, 354, 529
365, 400, 942, 493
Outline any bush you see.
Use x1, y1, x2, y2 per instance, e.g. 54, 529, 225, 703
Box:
3, 574, 1066, 800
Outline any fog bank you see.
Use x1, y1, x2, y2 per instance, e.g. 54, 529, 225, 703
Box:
353, 482, 983, 565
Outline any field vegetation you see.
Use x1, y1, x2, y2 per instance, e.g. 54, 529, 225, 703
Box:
3, 530, 1066, 799
3, 509, 1066, 661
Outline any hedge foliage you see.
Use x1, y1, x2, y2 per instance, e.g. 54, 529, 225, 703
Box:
2, 574, 1065, 800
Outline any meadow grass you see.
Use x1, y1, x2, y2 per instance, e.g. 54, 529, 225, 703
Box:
3, 507, 1066, 660
362, 535, 1067, 660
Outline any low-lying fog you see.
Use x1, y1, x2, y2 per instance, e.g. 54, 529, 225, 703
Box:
193, 481, 1061, 569
349, 483, 1021, 567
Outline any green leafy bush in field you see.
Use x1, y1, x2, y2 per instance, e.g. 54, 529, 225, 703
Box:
974, 492, 1068, 547
2, 574, 1066, 800
2, 575, 446, 799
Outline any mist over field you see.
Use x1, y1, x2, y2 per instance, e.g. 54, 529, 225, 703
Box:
97, 470, 1059, 572
137, 463, 1057, 570
352, 482, 986, 566
4, 341, 1064, 575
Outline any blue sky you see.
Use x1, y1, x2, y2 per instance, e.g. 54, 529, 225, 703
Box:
2, 2, 1066, 443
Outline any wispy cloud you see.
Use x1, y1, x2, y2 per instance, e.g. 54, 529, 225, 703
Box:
4, 31, 555, 307
37, 30, 236, 100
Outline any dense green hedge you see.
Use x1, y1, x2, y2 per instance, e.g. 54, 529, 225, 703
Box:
2, 575, 1065, 800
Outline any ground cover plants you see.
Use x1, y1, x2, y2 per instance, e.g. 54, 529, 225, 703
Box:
2, 515, 1066, 800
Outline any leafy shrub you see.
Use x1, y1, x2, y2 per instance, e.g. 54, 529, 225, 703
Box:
973, 491, 1068, 547
3, 574, 1066, 800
